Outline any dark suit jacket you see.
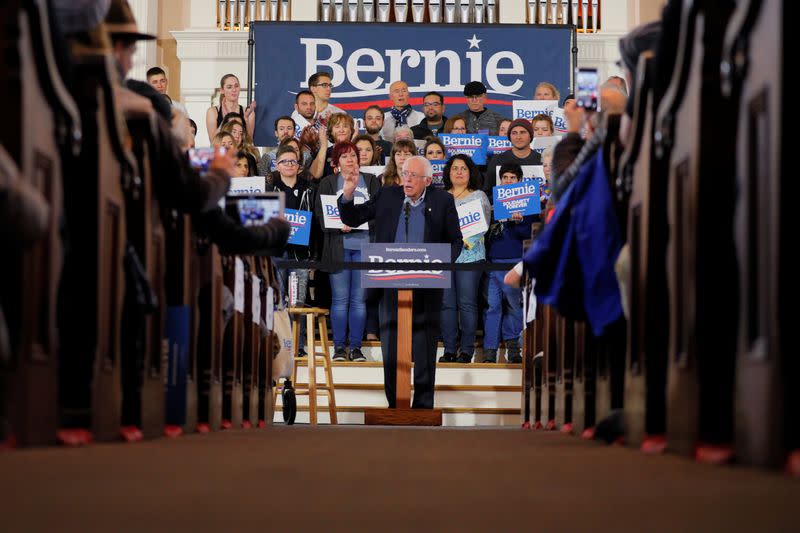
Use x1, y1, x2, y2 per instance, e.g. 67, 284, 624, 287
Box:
338, 185, 463, 262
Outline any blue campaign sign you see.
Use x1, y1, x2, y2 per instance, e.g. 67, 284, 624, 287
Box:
285, 208, 312, 246
361, 243, 451, 289
493, 180, 542, 219
253, 22, 573, 146
165, 305, 190, 425
430, 159, 446, 188
439, 133, 489, 164
487, 135, 512, 155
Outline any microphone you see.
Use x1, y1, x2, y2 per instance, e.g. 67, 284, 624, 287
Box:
404, 200, 411, 243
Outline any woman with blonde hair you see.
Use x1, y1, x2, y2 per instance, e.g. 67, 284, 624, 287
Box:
534, 81, 560, 102
205, 73, 255, 142
211, 131, 235, 152
379, 139, 417, 186
220, 120, 259, 160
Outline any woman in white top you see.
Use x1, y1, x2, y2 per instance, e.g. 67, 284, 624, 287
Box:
206, 74, 255, 143
439, 154, 492, 364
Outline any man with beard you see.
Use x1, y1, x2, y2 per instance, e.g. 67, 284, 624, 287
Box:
363, 105, 393, 162
412, 91, 448, 140
380, 80, 424, 143
291, 90, 317, 134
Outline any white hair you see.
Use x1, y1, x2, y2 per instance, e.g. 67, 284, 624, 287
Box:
402, 155, 433, 180
541, 146, 554, 162
393, 126, 414, 141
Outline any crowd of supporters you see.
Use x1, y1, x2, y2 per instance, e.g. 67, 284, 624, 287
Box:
147, 65, 627, 364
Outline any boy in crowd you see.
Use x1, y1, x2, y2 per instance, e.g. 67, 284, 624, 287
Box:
146, 66, 188, 116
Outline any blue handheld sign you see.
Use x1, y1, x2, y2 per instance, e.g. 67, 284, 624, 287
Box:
285, 208, 312, 246
493, 180, 542, 219
439, 133, 489, 165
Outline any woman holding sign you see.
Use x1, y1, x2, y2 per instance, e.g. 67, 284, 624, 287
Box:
315, 142, 381, 362
439, 155, 492, 364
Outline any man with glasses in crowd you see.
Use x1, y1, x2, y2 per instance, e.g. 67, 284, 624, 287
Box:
337, 156, 462, 410
308, 71, 345, 125
412, 91, 448, 140
381, 80, 425, 143
461, 81, 505, 135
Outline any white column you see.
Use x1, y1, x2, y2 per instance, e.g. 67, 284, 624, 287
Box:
128, 0, 159, 80
189, 0, 219, 28
291, 0, 320, 20
499, 0, 526, 23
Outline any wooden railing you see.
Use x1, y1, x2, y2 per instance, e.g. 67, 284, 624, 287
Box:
214, 0, 602, 31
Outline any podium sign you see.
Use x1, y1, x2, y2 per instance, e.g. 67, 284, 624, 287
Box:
361, 243, 451, 289
361, 242, 447, 425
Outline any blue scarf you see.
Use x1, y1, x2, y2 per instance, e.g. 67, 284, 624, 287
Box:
390, 105, 413, 127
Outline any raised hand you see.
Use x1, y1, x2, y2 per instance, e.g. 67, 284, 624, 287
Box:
341, 171, 358, 200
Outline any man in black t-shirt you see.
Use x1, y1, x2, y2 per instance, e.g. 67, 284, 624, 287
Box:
483, 118, 542, 195
412, 91, 448, 140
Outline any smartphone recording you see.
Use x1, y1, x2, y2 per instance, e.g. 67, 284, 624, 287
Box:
575, 68, 600, 112
225, 192, 285, 227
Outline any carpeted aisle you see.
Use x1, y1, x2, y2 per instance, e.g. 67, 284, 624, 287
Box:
1, 427, 798, 532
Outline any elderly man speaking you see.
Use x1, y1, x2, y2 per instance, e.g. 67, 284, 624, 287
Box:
338, 156, 462, 409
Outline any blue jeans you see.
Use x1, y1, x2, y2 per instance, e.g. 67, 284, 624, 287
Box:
483, 267, 523, 351
440, 268, 482, 356
329, 249, 366, 349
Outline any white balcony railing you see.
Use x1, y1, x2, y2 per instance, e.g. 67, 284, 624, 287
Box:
214, 0, 601, 31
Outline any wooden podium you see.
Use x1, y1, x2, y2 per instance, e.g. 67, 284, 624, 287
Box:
363, 288, 443, 426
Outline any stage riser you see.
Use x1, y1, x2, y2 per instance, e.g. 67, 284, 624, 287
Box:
273, 412, 521, 426
294, 366, 521, 387
277, 390, 522, 410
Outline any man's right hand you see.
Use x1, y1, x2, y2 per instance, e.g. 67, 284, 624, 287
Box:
341, 171, 358, 201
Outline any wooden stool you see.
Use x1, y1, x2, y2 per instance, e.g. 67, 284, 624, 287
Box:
275, 307, 337, 425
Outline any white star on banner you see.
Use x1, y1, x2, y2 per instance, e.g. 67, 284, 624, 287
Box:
467, 34, 482, 49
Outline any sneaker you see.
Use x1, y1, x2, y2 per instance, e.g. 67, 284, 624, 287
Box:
332, 347, 348, 361
438, 352, 456, 363
456, 353, 473, 364
297, 348, 307, 358
349, 347, 366, 362
482, 349, 497, 363
507, 355, 523, 364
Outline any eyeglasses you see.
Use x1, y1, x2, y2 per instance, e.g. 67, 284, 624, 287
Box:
277, 159, 299, 166
401, 171, 428, 180
313, 83, 334, 89
423, 102, 442, 108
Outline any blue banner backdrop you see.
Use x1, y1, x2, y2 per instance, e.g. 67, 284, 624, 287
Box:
253, 22, 573, 146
